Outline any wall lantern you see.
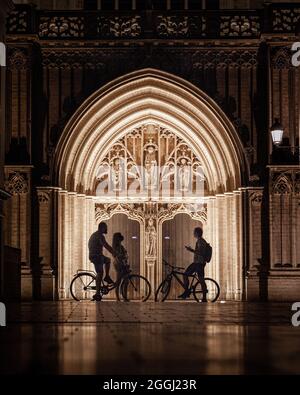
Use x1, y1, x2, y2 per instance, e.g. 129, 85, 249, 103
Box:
270, 118, 284, 146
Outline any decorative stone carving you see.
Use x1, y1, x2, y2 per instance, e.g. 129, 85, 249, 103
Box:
144, 139, 158, 191
7, 10, 28, 34
145, 217, 157, 257
271, 47, 292, 69
39, 16, 84, 38
156, 15, 206, 38
99, 16, 141, 38
41, 49, 108, 69
95, 203, 145, 224
272, 174, 293, 195
95, 123, 205, 199
294, 173, 300, 195
178, 157, 191, 192
192, 50, 257, 69
273, 7, 300, 32
220, 15, 260, 37
271, 170, 300, 195
249, 191, 263, 207
158, 203, 207, 223
40, 48, 258, 72
5, 172, 28, 195
7, 48, 29, 70
37, 191, 51, 204
111, 157, 123, 192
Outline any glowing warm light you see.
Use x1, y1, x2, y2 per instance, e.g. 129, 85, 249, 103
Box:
53, 70, 245, 301
270, 119, 284, 146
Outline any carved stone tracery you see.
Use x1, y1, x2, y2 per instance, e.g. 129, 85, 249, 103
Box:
5, 172, 28, 195
271, 171, 300, 195
192, 50, 257, 69
271, 47, 293, 70
99, 16, 141, 38
249, 191, 263, 207
95, 123, 206, 198
273, 7, 300, 32
7, 10, 28, 34
156, 15, 206, 38
7, 48, 29, 70
39, 16, 84, 38
220, 15, 260, 37
37, 190, 51, 204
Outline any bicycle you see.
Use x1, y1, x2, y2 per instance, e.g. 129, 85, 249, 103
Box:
155, 259, 220, 303
70, 265, 152, 302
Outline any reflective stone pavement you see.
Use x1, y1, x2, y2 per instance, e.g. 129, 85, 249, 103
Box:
0, 302, 299, 375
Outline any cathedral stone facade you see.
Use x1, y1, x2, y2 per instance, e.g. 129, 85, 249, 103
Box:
1, 0, 300, 301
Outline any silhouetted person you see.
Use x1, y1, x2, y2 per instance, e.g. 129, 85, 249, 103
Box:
178, 227, 208, 302
88, 222, 114, 301
112, 233, 129, 283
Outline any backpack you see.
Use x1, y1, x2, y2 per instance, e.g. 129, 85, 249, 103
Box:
204, 243, 213, 263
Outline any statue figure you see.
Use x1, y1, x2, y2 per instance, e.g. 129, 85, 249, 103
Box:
111, 157, 123, 192
145, 217, 157, 256
178, 157, 191, 192
144, 143, 157, 190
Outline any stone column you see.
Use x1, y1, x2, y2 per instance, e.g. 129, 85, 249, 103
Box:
57, 190, 68, 299
233, 190, 243, 300
215, 194, 226, 299
36, 187, 60, 300
246, 187, 264, 301
144, 215, 157, 300
4, 166, 33, 299
0, 0, 14, 298
224, 192, 234, 299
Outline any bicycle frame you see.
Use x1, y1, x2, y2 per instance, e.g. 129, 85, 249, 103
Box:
79, 268, 131, 294
169, 269, 199, 292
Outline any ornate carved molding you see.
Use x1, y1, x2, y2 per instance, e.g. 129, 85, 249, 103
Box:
249, 191, 263, 207
0, 0, 14, 40
271, 47, 293, 70
39, 16, 84, 39
5, 172, 28, 195
40, 48, 258, 70
95, 123, 205, 199
271, 170, 300, 195
272, 7, 300, 32
6, 9, 28, 34
7, 48, 29, 70
41, 49, 108, 69
158, 202, 207, 224
192, 49, 257, 69
99, 16, 141, 38
156, 15, 206, 38
95, 203, 145, 224
37, 190, 51, 204
220, 15, 260, 37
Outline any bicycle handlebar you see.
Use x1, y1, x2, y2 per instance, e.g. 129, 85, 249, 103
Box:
162, 259, 185, 271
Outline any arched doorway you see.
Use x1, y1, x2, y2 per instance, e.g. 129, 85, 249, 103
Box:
45, 69, 248, 300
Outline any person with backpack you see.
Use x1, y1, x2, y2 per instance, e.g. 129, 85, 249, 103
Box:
178, 227, 211, 302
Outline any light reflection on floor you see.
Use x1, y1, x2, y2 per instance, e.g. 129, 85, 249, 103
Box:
0, 301, 299, 375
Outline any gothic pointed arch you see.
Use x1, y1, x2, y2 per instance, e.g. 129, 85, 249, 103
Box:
53, 69, 248, 195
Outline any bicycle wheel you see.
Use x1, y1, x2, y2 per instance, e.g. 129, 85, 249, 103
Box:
70, 272, 96, 301
121, 275, 151, 302
155, 279, 171, 302
193, 278, 220, 303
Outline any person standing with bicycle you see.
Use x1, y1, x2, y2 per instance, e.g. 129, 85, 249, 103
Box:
112, 232, 129, 283
178, 227, 209, 302
88, 222, 115, 301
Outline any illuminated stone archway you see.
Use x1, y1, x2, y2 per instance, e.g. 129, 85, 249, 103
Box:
41, 69, 248, 300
